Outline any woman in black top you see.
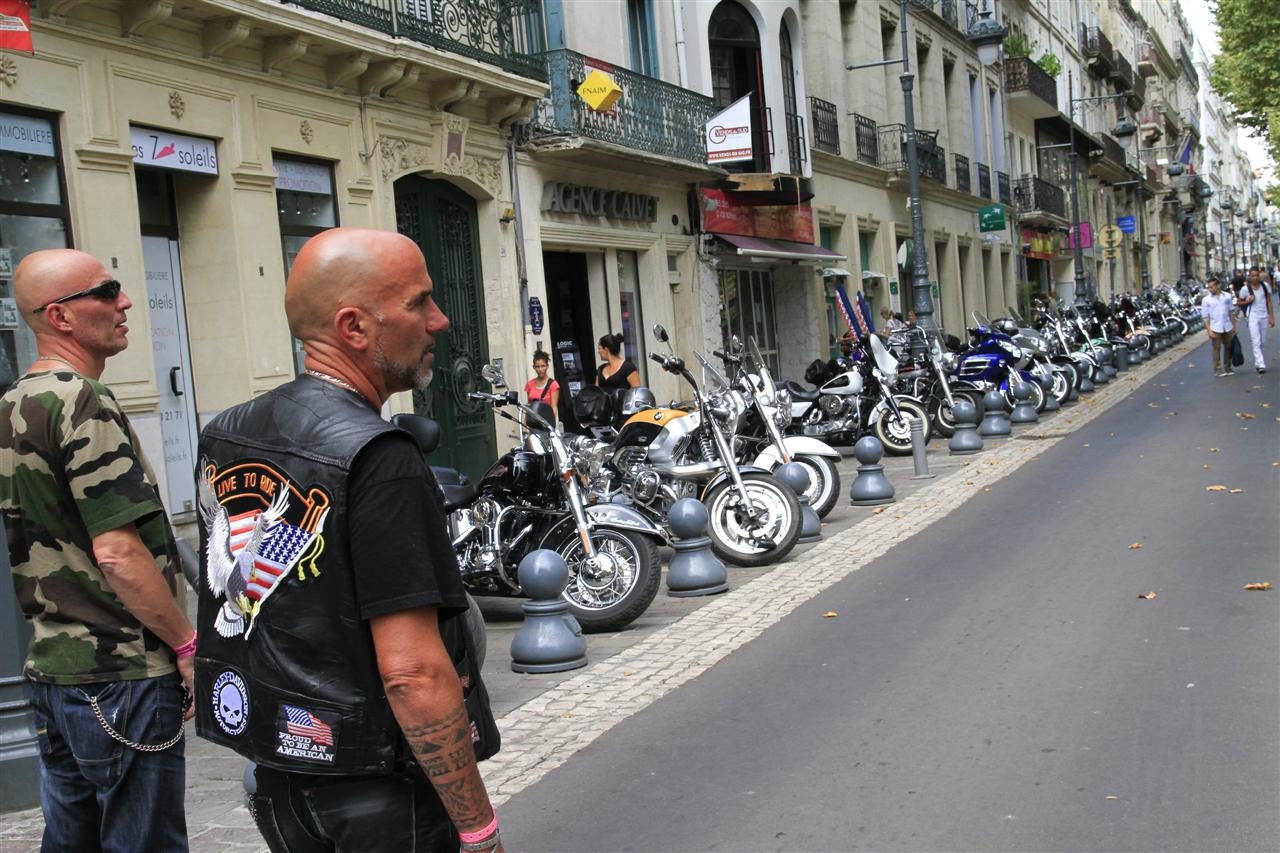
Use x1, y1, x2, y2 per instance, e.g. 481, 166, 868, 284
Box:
595, 332, 641, 389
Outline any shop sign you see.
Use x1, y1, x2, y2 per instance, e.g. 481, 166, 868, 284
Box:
542, 182, 657, 222
1067, 221, 1092, 250
130, 126, 218, 175
1019, 227, 1057, 260
1117, 215, 1136, 234
0, 0, 34, 54
700, 187, 814, 244
1099, 225, 1123, 249
577, 68, 623, 113
705, 94, 753, 164
274, 157, 333, 195
0, 112, 55, 157
978, 204, 1006, 233
888, 280, 899, 296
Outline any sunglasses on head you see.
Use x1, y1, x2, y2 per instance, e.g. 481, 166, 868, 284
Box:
33, 279, 123, 314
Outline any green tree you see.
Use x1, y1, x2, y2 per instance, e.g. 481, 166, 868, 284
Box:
1210, 0, 1280, 166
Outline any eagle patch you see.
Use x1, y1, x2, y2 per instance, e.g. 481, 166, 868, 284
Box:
199, 460, 331, 639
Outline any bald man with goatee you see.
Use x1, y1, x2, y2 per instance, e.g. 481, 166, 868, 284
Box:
1, 248, 196, 852
194, 228, 505, 853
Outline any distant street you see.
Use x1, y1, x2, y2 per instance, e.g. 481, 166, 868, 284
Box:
498, 347, 1280, 852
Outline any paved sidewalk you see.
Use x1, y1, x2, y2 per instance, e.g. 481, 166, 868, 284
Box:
0, 336, 1203, 853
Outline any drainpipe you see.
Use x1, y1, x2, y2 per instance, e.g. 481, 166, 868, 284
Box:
508, 135, 530, 342
674, 0, 690, 89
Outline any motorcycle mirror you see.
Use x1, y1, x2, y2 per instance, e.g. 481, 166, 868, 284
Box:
730, 335, 744, 354
652, 323, 669, 343
481, 363, 506, 387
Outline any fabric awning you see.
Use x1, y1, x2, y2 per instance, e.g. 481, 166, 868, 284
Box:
714, 233, 848, 264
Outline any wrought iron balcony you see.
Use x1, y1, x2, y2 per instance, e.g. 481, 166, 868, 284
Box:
522, 49, 715, 165
940, 0, 959, 28
1127, 72, 1145, 110
1003, 55, 1058, 118
954, 153, 971, 194
784, 110, 807, 175
876, 124, 946, 185
1082, 26, 1114, 77
1137, 42, 1158, 77
1013, 174, 1066, 219
854, 113, 879, 165
1113, 53, 1133, 90
1182, 106, 1201, 139
283, 0, 547, 80
976, 162, 992, 200
997, 171, 1011, 205
1139, 106, 1163, 141
810, 97, 840, 155
1177, 41, 1199, 85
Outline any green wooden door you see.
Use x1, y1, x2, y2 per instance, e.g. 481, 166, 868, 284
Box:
394, 176, 496, 480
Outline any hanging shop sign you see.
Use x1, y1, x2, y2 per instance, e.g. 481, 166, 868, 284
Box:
705, 94, 753, 164
577, 68, 623, 113
0, 0, 35, 54
1117, 215, 1136, 234
541, 182, 658, 222
978, 204, 1007, 233
699, 188, 815, 244
130, 126, 218, 175
1067, 221, 1093, 250
1019, 228, 1057, 260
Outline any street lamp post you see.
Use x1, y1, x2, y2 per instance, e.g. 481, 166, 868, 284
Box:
1220, 197, 1233, 275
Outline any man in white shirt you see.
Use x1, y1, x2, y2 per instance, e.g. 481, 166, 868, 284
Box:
1201, 276, 1237, 376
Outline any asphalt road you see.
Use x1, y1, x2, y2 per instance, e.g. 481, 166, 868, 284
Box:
497, 351, 1280, 852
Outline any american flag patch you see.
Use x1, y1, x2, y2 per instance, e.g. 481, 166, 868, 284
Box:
282, 704, 334, 746
228, 511, 316, 602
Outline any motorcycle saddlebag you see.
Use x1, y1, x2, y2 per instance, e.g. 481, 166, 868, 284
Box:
572, 385, 615, 426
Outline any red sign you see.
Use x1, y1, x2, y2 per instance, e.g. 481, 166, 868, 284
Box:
1019, 227, 1057, 260
700, 187, 814, 243
0, 0, 33, 54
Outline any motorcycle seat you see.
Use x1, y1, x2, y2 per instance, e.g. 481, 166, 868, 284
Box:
779, 379, 819, 402
431, 466, 478, 512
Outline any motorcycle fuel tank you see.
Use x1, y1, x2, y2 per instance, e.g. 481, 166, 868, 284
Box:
480, 449, 549, 495
614, 407, 697, 465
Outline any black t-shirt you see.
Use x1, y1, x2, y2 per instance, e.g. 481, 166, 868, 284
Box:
597, 360, 637, 389
347, 433, 469, 622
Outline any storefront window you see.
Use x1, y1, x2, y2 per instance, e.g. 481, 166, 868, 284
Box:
616, 249, 646, 384
0, 110, 71, 390
274, 154, 337, 374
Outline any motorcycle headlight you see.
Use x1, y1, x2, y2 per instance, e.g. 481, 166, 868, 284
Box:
942, 352, 958, 372
774, 387, 791, 412
470, 497, 500, 525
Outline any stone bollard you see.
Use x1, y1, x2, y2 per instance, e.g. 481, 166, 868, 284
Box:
1098, 346, 1117, 379
1038, 371, 1060, 413
979, 389, 1012, 437
1091, 350, 1111, 384
1128, 339, 1145, 365
849, 435, 895, 506
1077, 362, 1096, 393
1009, 380, 1039, 424
908, 417, 935, 480
665, 498, 730, 596
1112, 342, 1130, 372
510, 549, 588, 674
775, 462, 822, 543
948, 398, 983, 455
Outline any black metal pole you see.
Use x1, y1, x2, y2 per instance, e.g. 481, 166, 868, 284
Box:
899, 0, 933, 328
1135, 134, 1150, 293
1068, 72, 1087, 306
0, 524, 40, 811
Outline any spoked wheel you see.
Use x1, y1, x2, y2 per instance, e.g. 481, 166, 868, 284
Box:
704, 472, 802, 568
874, 399, 931, 455
555, 528, 661, 633
1050, 367, 1073, 405
1002, 377, 1046, 412
930, 390, 980, 439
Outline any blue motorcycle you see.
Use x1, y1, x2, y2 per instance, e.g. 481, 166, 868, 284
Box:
951, 311, 1046, 410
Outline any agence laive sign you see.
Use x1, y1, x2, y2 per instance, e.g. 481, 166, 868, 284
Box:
542, 182, 658, 223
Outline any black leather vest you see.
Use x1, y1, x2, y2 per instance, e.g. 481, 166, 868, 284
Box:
194, 375, 403, 774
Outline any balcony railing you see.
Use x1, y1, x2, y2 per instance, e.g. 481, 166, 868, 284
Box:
1113, 53, 1133, 90
854, 113, 879, 164
876, 124, 946, 185
997, 170, 1011, 205
1013, 174, 1066, 218
1137, 42, 1158, 77
288, 0, 547, 79
940, 0, 959, 28
785, 110, 807, 174
954, 153, 971, 194
1003, 55, 1059, 112
1182, 107, 1201, 138
1177, 41, 1199, 85
976, 162, 992, 199
1082, 26, 1114, 76
523, 50, 715, 164
810, 97, 840, 155
1128, 72, 1145, 109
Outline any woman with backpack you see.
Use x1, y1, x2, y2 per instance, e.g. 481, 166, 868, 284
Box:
1237, 268, 1275, 374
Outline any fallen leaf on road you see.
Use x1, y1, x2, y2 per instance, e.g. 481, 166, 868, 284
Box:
1244, 582, 1273, 591
1082, 443, 1090, 447
1210, 448, 1221, 452
1263, 403, 1273, 409
1106, 795, 1120, 800
1137, 591, 1158, 600
1229, 488, 1244, 494
1236, 412, 1256, 420
1203, 464, 1211, 469
1128, 542, 1143, 550
1147, 403, 1160, 408
822, 611, 839, 618
1206, 485, 1228, 491
872, 507, 886, 514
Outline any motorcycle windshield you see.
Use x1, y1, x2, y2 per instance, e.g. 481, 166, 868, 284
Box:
972, 310, 992, 330
867, 333, 899, 375
747, 336, 776, 395
695, 350, 730, 392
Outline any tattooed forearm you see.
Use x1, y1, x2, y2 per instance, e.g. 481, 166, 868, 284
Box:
397, 703, 495, 829
402, 705, 470, 759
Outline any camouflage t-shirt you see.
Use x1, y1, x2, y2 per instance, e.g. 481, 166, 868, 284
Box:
0, 369, 179, 685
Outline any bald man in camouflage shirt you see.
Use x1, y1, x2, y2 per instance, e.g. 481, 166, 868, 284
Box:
1, 249, 196, 852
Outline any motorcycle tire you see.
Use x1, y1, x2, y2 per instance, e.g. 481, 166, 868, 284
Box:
704, 471, 802, 568
1002, 376, 1046, 413
873, 399, 930, 456
552, 528, 661, 633
1050, 366, 1073, 406
792, 453, 841, 520
930, 389, 982, 439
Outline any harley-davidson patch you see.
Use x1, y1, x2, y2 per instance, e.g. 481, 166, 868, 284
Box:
211, 670, 249, 737
198, 459, 331, 639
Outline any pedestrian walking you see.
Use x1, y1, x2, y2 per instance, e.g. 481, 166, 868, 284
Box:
0, 249, 196, 852
524, 349, 560, 411
1237, 267, 1275, 373
194, 228, 504, 852
1201, 276, 1237, 376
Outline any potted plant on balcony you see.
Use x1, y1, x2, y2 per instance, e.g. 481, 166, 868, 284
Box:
1003, 32, 1035, 58
1036, 52, 1062, 78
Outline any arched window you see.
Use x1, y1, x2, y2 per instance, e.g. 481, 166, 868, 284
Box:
709, 1, 769, 173
780, 20, 803, 174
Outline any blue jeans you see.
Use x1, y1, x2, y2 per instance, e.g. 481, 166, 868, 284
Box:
250, 764, 459, 852
27, 673, 188, 853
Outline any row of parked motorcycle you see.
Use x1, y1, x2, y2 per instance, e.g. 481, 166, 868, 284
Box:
395, 284, 1202, 636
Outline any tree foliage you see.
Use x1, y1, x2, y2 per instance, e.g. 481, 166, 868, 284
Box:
1210, 0, 1280, 167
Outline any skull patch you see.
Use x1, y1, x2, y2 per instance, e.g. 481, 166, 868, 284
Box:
212, 671, 250, 736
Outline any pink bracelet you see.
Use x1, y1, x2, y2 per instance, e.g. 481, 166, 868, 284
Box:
172, 633, 197, 659
458, 815, 498, 844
